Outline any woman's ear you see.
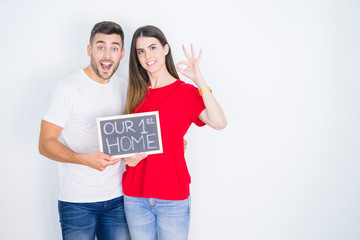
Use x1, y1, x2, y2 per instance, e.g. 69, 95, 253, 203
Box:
164, 44, 170, 56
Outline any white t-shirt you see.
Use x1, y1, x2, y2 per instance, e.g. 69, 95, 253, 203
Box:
43, 69, 128, 202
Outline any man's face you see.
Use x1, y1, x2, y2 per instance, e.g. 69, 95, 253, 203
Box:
87, 33, 124, 82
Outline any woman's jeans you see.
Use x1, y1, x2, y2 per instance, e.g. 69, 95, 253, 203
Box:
124, 195, 191, 240
58, 196, 130, 240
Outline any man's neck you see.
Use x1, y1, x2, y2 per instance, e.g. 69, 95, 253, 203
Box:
83, 65, 110, 84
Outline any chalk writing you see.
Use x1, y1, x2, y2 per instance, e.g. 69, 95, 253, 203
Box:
97, 111, 163, 158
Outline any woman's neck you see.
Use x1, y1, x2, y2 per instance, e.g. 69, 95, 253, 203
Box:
148, 70, 177, 89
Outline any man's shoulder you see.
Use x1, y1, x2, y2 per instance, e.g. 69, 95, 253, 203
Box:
59, 69, 84, 86
111, 73, 128, 86
55, 70, 92, 93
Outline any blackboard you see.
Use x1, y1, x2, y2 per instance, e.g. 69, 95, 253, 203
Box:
96, 111, 163, 158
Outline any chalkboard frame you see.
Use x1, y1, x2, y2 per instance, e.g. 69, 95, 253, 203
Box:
96, 111, 163, 158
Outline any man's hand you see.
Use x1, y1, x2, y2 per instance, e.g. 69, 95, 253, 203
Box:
39, 120, 120, 171
124, 152, 148, 167
80, 152, 120, 171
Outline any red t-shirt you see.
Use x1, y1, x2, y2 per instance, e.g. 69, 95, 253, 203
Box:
122, 79, 206, 200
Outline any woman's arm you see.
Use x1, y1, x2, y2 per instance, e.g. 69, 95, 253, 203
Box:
176, 45, 227, 130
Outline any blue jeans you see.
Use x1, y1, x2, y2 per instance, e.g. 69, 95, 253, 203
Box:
58, 196, 130, 240
124, 195, 191, 240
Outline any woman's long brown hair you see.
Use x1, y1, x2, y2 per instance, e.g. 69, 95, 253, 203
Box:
125, 25, 179, 114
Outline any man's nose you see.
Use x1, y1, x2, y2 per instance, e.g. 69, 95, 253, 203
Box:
104, 48, 111, 59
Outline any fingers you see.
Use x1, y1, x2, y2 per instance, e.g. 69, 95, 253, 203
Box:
124, 152, 148, 167
182, 44, 191, 59
102, 155, 113, 161
105, 158, 120, 166
101, 156, 120, 169
183, 139, 188, 150
87, 152, 121, 171
176, 61, 189, 74
130, 152, 148, 163
136, 152, 148, 158
123, 156, 133, 165
176, 60, 189, 68
191, 44, 195, 58
182, 44, 202, 60
95, 159, 118, 172
197, 48, 203, 62
95, 151, 149, 170
99, 153, 120, 167
98, 152, 120, 162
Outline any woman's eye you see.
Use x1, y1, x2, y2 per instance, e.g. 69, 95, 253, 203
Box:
137, 50, 143, 54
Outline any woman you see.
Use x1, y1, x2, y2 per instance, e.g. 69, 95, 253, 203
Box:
122, 25, 227, 240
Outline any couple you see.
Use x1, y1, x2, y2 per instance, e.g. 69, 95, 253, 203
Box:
39, 21, 227, 240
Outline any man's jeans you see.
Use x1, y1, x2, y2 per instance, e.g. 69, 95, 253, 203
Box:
58, 196, 130, 240
124, 195, 191, 240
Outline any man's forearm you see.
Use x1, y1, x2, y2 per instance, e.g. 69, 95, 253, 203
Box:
39, 138, 83, 164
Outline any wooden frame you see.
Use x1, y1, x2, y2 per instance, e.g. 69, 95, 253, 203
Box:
96, 111, 163, 158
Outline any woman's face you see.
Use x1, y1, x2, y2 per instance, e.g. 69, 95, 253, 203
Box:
135, 36, 169, 74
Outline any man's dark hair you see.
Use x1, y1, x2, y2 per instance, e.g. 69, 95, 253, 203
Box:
90, 21, 124, 47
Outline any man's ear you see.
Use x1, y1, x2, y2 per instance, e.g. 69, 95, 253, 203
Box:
87, 44, 91, 57
120, 47, 125, 60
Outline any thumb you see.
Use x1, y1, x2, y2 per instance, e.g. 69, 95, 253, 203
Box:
106, 158, 120, 166
101, 153, 113, 161
176, 65, 186, 76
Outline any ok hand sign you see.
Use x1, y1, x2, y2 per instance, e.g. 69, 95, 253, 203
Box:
176, 44, 203, 85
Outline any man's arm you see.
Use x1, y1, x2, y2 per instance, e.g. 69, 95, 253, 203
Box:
38, 120, 119, 171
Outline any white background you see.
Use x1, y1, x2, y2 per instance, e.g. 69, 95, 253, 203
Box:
1, 0, 359, 239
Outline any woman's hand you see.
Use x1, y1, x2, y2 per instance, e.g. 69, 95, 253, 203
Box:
176, 44, 204, 86
176, 46, 227, 131
124, 152, 148, 167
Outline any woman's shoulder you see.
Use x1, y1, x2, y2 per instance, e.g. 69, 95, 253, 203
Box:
177, 79, 199, 93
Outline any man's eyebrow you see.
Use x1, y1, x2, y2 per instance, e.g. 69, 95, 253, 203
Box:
95, 40, 121, 46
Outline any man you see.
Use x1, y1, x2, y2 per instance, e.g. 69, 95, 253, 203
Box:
39, 21, 145, 240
